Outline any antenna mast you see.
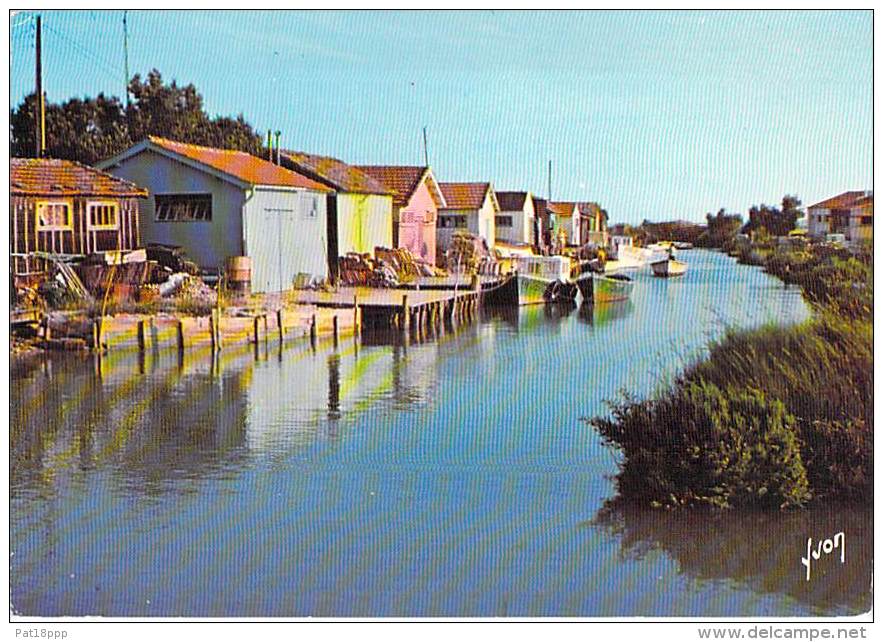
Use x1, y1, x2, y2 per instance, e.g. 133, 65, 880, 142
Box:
123, 10, 131, 107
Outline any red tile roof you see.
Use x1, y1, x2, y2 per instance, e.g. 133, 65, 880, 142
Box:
281, 151, 393, 195
356, 165, 429, 207
547, 201, 578, 217
496, 191, 529, 211
11, 157, 148, 198
808, 191, 873, 210
439, 182, 491, 210
147, 137, 331, 192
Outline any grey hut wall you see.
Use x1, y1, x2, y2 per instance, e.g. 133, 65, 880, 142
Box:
102, 150, 245, 271
243, 188, 329, 292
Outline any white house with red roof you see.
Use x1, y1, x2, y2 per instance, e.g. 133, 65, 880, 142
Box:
98, 137, 333, 292
807, 191, 873, 245
437, 182, 500, 257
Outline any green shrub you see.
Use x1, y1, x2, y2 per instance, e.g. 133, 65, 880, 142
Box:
593, 382, 810, 509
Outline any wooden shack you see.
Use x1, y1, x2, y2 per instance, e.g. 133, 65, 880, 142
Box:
11, 157, 148, 280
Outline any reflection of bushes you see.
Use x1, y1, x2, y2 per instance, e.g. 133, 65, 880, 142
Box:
590, 244, 872, 509
592, 502, 873, 615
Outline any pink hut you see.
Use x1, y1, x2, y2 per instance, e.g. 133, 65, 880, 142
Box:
356, 165, 447, 265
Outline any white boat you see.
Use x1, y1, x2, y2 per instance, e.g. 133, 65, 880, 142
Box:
650, 258, 688, 277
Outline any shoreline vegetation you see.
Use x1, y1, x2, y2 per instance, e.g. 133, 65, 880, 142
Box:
589, 241, 872, 510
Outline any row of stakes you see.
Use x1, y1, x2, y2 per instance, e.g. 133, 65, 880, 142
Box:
88, 291, 481, 357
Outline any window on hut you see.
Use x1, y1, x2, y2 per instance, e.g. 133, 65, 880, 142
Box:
36, 201, 72, 230
155, 193, 213, 222
87, 202, 119, 229
496, 216, 513, 227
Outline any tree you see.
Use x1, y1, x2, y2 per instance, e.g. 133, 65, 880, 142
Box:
743, 195, 801, 237
10, 69, 265, 165
695, 208, 743, 248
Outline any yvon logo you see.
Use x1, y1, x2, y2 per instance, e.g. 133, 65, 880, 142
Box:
801, 532, 844, 581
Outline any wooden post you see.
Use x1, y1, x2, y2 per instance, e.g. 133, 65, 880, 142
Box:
253, 316, 260, 345
263, 314, 269, 344
92, 319, 101, 352
310, 314, 317, 348
353, 295, 360, 335
137, 319, 147, 352
176, 319, 185, 354
213, 309, 222, 351
209, 314, 217, 354
332, 315, 339, 346
402, 295, 410, 329
277, 309, 284, 343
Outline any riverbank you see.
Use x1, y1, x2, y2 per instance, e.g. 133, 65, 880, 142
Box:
589, 244, 872, 509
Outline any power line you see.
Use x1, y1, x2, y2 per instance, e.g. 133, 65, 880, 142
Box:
42, 22, 124, 83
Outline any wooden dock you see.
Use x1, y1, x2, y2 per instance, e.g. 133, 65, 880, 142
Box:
290, 284, 485, 332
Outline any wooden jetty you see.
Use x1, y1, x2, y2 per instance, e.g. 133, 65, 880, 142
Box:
290, 284, 486, 333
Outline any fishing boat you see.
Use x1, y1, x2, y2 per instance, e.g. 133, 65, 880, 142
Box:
592, 272, 635, 302
650, 257, 688, 277
484, 255, 577, 306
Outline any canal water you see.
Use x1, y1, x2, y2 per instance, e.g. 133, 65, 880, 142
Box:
10, 250, 872, 617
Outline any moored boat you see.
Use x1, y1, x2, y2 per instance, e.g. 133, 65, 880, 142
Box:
650, 258, 688, 277
484, 255, 577, 306
592, 272, 635, 302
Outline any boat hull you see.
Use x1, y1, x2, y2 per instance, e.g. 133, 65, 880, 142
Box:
593, 273, 634, 302
650, 259, 687, 277
484, 273, 577, 306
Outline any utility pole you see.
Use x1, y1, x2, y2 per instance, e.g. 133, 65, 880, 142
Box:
274, 131, 281, 164
547, 159, 552, 202
35, 14, 45, 157
123, 10, 130, 107
422, 126, 429, 167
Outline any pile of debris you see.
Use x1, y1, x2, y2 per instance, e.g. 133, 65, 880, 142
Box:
445, 232, 498, 275
12, 243, 218, 316
374, 247, 445, 279
338, 247, 445, 288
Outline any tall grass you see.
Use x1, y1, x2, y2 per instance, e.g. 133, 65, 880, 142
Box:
590, 245, 872, 509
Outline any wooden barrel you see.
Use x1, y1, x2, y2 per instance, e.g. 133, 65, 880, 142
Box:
225, 256, 252, 292
225, 256, 252, 288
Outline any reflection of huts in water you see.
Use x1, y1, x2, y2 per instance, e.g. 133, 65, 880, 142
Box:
10, 352, 250, 490
244, 343, 440, 451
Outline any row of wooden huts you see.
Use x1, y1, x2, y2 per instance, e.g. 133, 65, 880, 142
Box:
11, 136, 610, 292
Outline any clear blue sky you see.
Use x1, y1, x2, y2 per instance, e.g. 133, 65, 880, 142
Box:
9, 9, 873, 224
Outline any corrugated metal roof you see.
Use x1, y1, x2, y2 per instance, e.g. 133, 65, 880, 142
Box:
147, 136, 331, 191
281, 151, 393, 195
439, 182, 491, 209
808, 191, 873, 210
11, 157, 148, 198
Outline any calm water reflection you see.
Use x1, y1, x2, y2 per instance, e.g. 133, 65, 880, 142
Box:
10, 251, 870, 617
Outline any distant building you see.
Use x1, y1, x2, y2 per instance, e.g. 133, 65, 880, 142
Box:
531, 196, 551, 250
577, 201, 608, 246
547, 201, 581, 247
10, 157, 147, 280
279, 152, 395, 267
98, 136, 333, 292
437, 182, 500, 256
495, 191, 535, 246
807, 191, 873, 245
356, 165, 446, 265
